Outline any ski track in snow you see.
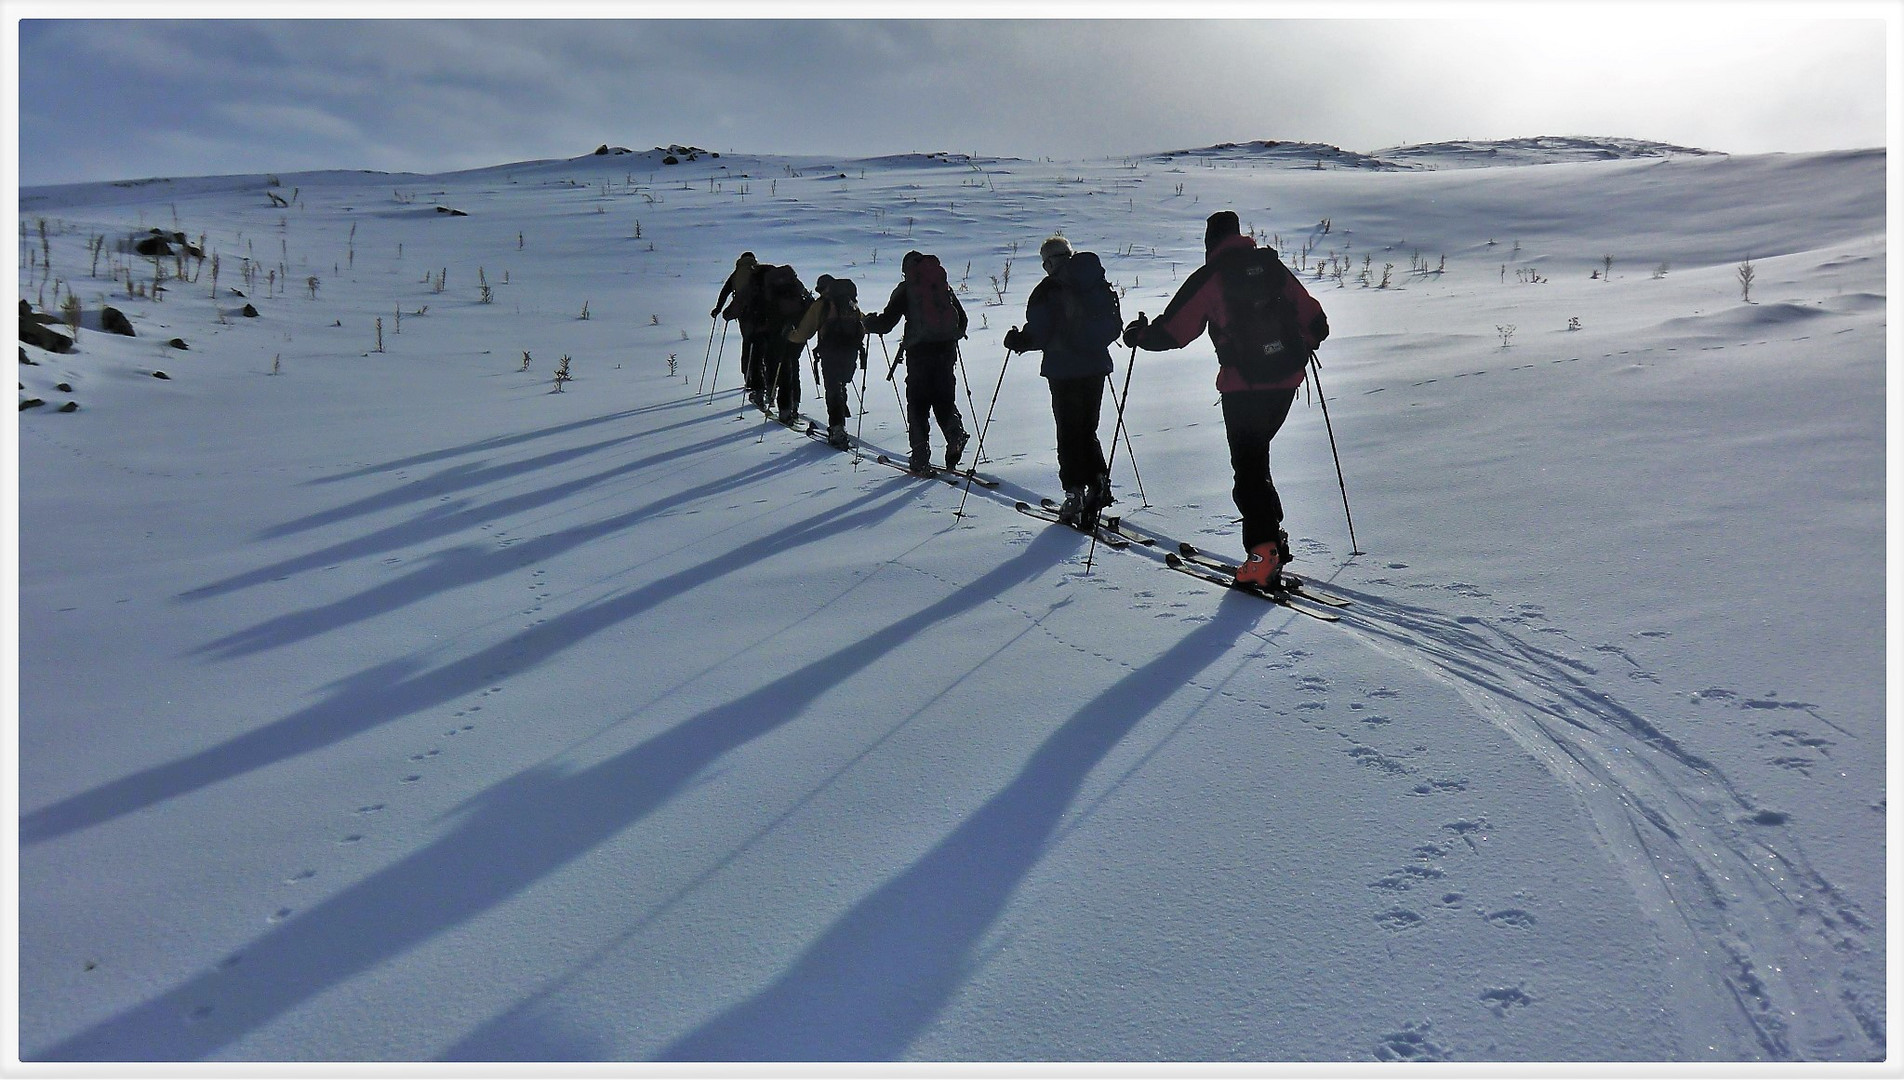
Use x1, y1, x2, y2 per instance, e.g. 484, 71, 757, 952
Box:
1322, 581, 1884, 1060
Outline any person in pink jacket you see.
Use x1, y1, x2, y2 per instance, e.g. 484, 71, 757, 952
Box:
1122, 211, 1331, 588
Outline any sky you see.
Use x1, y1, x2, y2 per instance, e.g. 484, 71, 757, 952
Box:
4, 4, 1899, 188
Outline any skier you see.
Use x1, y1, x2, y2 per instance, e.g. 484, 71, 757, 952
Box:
1002, 235, 1121, 527
1121, 211, 1330, 588
710, 252, 762, 405
755, 264, 813, 424
787, 274, 869, 448
863, 250, 971, 474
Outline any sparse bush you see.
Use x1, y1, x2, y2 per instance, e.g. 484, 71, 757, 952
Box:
521, 351, 532, 371
1567, 316, 1582, 331
1497, 324, 1517, 349
553, 355, 572, 392
1738, 257, 1756, 303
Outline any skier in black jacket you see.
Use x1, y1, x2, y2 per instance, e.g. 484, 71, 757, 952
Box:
863, 250, 970, 473
1003, 235, 1115, 525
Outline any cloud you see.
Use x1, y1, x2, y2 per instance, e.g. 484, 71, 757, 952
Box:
14, 14, 1890, 187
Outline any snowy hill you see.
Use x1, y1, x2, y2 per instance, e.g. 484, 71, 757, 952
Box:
13, 139, 1887, 1064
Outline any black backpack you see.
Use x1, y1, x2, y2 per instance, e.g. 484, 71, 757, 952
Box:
761, 264, 811, 328
1055, 250, 1123, 350
1217, 246, 1317, 383
816, 278, 864, 355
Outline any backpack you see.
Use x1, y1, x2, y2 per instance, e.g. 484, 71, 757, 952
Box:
1216, 246, 1322, 383
1055, 251, 1123, 350
735, 263, 774, 327
760, 264, 811, 328
903, 254, 963, 343
816, 278, 865, 356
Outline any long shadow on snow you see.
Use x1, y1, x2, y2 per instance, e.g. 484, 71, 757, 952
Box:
194, 451, 814, 660
20, 480, 922, 849
180, 422, 749, 602
310, 396, 710, 487
656, 597, 1271, 1062
29, 525, 1080, 1061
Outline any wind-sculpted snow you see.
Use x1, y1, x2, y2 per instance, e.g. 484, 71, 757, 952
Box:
17, 141, 1884, 1062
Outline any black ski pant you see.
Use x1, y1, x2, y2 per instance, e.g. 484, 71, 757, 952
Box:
764, 337, 802, 415
741, 328, 770, 397
1221, 387, 1299, 554
1047, 375, 1109, 494
902, 341, 965, 465
820, 354, 860, 430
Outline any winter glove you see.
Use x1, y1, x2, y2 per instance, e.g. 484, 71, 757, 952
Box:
1120, 313, 1151, 349
1002, 327, 1026, 353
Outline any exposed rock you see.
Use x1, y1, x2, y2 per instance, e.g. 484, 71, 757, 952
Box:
434, 206, 468, 217
241, 304, 259, 318
55, 382, 71, 393
19, 315, 73, 353
20, 398, 43, 410
151, 370, 171, 380
19, 347, 35, 366
57, 401, 77, 412
168, 338, 189, 350
101, 306, 135, 336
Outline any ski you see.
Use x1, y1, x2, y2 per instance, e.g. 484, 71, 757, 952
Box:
1174, 542, 1353, 608
799, 418, 856, 451
1163, 553, 1340, 621
873, 454, 998, 488
1100, 515, 1163, 547
1017, 500, 1130, 548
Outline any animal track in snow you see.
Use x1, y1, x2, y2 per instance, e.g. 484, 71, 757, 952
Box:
1369, 864, 1446, 893
1375, 908, 1425, 933
1481, 985, 1535, 1016
1373, 1020, 1449, 1061
1484, 908, 1537, 930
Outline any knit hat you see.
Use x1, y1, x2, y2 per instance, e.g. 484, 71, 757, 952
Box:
1204, 211, 1241, 251
814, 274, 834, 294
737, 251, 756, 266
902, 250, 923, 273
1039, 235, 1073, 262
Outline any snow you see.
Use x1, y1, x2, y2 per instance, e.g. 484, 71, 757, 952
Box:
11, 138, 1891, 1065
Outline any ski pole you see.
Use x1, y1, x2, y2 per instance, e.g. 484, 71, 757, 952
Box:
1103, 370, 1150, 509
706, 319, 729, 405
955, 344, 1015, 519
1308, 355, 1362, 556
1087, 337, 1143, 573
955, 343, 983, 458
852, 349, 870, 464
878, 334, 908, 437
697, 313, 718, 396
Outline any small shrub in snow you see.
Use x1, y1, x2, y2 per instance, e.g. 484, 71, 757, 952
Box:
1738, 257, 1756, 303
553, 355, 572, 392
1497, 324, 1517, 348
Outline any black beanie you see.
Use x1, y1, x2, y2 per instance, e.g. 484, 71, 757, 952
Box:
1204, 211, 1241, 250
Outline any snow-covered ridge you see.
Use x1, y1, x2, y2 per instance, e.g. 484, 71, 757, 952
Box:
1147, 135, 1725, 171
